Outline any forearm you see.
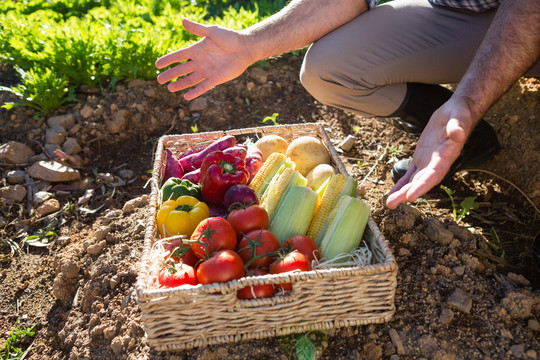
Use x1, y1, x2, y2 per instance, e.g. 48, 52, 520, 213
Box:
454, 0, 540, 126
241, 0, 369, 63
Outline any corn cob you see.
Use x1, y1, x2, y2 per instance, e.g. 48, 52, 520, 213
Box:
248, 152, 293, 198
306, 174, 347, 240
268, 170, 307, 223
319, 195, 370, 261
269, 185, 318, 245
261, 167, 295, 220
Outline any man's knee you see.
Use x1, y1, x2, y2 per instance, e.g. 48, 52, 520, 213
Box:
299, 43, 337, 105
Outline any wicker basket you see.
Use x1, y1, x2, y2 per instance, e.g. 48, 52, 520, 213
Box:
136, 123, 397, 352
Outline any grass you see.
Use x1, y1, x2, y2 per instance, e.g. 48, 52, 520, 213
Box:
0, 0, 288, 115
0, 321, 39, 360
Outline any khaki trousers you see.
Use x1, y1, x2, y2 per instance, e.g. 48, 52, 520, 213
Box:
300, 0, 540, 117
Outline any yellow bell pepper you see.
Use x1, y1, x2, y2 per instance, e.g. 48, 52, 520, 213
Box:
156, 195, 209, 237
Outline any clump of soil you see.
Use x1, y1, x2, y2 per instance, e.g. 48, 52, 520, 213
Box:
0, 56, 539, 359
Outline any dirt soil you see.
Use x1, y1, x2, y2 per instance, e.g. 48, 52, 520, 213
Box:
0, 56, 539, 360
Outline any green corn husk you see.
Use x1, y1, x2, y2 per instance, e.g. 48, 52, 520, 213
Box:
319, 195, 370, 262
269, 185, 317, 245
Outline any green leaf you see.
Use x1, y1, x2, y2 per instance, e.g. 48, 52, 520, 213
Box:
295, 335, 316, 360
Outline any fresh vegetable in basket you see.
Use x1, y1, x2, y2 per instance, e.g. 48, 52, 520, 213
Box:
161, 177, 202, 202
223, 184, 259, 211
227, 204, 269, 240
190, 217, 237, 259
200, 151, 249, 204
158, 262, 198, 288
156, 196, 209, 238
283, 235, 320, 262
269, 250, 312, 291
285, 136, 331, 176
319, 195, 370, 261
179, 135, 236, 173
163, 239, 199, 268
245, 146, 263, 182
249, 152, 295, 199
196, 249, 245, 285
181, 168, 201, 184
237, 229, 280, 268
237, 268, 275, 300
163, 149, 184, 182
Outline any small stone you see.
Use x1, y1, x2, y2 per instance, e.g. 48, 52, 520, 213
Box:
249, 66, 268, 84
246, 81, 255, 91
80, 105, 94, 119
425, 218, 454, 245
87, 240, 106, 256
118, 169, 134, 179
94, 226, 111, 242
106, 109, 129, 134
0, 141, 35, 164
47, 113, 75, 129
189, 97, 208, 112
439, 308, 454, 325
44, 144, 61, 158
127, 79, 145, 88
28, 160, 81, 182
507, 272, 531, 287
104, 326, 117, 340
0, 216, 6, 227
338, 135, 356, 152
398, 248, 411, 257
500, 328, 514, 340
525, 350, 537, 359
418, 335, 438, 358
6, 170, 25, 184
509, 344, 525, 358
111, 336, 127, 355
110, 275, 121, 290
36, 199, 61, 216
459, 253, 485, 272
447, 288, 472, 314
453, 266, 465, 276
528, 319, 540, 331
501, 291, 535, 319
363, 342, 383, 360
122, 195, 149, 214
144, 88, 156, 98
60, 260, 79, 280
390, 356, 400, 360
62, 138, 82, 155
388, 328, 405, 355
0, 185, 27, 203
446, 224, 474, 240
97, 172, 115, 183
33, 191, 53, 204
45, 125, 67, 145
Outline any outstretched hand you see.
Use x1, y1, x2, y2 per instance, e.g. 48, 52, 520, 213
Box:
385, 97, 476, 209
155, 18, 254, 100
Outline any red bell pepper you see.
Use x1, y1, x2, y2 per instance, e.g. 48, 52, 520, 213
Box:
200, 151, 250, 204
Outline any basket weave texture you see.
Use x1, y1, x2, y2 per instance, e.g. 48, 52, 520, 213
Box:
136, 123, 397, 351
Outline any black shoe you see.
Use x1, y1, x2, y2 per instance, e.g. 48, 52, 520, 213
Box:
391, 119, 501, 183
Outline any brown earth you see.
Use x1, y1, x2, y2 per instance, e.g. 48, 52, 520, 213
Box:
0, 55, 539, 360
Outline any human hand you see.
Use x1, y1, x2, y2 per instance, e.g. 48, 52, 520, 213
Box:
385, 97, 476, 209
155, 18, 254, 100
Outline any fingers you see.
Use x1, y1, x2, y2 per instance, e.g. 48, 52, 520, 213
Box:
184, 81, 215, 101
446, 117, 467, 143
385, 166, 443, 209
155, 19, 211, 69
182, 18, 211, 37
167, 72, 205, 93
157, 61, 196, 85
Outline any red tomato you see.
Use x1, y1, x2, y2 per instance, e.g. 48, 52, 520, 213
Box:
227, 205, 269, 239
237, 269, 275, 300
164, 239, 199, 268
237, 229, 280, 268
190, 217, 237, 259
158, 262, 198, 288
269, 251, 312, 291
196, 250, 245, 285
284, 235, 320, 262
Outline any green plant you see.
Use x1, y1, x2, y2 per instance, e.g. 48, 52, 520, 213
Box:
0, 321, 39, 360
245, 98, 261, 119
280, 331, 327, 360
25, 221, 57, 247
440, 185, 479, 224
0, 66, 76, 115
487, 227, 506, 259
262, 112, 281, 126
191, 125, 199, 133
